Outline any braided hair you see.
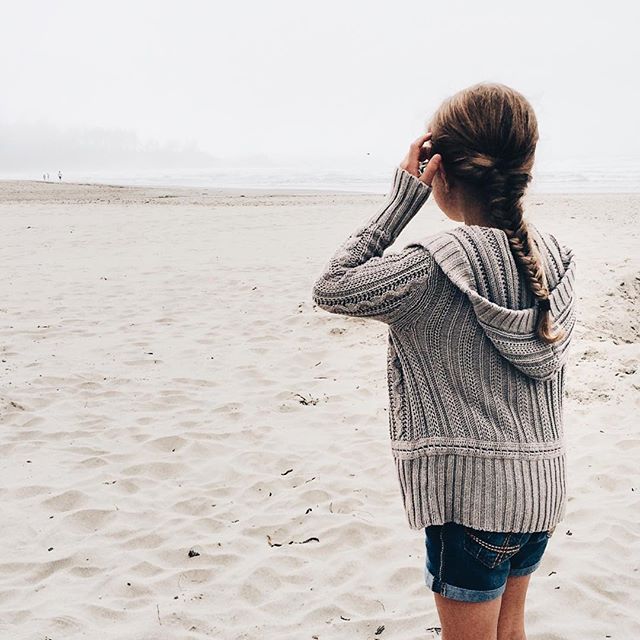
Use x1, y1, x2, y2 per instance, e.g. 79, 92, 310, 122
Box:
428, 82, 564, 344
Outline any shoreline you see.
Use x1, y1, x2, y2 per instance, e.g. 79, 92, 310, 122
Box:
1, 178, 639, 203
0, 179, 370, 199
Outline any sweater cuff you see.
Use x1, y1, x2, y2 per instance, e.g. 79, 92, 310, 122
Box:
368, 166, 433, 241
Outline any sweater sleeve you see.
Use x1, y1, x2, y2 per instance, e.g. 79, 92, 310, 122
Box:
311, 166, 436, 325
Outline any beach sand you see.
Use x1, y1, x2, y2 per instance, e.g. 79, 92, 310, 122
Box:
0, 179, 638, 639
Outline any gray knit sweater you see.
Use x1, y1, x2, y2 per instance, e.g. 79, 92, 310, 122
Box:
311, 166, 577, 533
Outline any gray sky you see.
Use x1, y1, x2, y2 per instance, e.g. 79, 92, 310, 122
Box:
2, 0, 638, 168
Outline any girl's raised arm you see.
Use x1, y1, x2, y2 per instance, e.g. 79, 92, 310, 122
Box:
311, 165, 436, 325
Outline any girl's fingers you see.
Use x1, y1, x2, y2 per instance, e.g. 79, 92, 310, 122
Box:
400, 132, 435, 177
419, 154, 442, 186
409, 132, 432, 164
400, 132, 432, 176
413, 132, 432, 145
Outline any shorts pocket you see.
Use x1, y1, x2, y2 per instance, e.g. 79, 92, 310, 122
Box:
462, 527, 530, 569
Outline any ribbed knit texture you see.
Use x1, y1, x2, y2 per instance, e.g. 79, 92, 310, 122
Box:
312, 166, 577, 533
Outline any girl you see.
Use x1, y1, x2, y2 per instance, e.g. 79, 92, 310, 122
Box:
312, 83, 576, 640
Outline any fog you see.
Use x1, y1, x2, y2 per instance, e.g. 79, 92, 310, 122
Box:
2, 0, 638, 172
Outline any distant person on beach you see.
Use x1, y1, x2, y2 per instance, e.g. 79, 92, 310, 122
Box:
312, 82, 576, 640
58, 171, 62, 182
43, 173, 46, 181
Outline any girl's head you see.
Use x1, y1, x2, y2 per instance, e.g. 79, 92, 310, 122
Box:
427, 82, 562, 344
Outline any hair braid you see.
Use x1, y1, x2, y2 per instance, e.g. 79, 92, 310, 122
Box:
485, 165, 564, 343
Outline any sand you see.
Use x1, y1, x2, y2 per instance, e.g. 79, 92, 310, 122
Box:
0, 179, 638, 639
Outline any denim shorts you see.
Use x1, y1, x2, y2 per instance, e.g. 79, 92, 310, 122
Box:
424, 521, 555, 603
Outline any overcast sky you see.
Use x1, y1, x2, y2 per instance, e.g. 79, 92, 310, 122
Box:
2, 0, 638, 169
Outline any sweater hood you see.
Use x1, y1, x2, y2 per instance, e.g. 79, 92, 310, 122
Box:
413, 222, 577, 380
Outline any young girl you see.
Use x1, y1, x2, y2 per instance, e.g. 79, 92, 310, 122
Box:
312, 82, 576, 639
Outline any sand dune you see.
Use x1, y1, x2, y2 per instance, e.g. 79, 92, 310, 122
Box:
0, 180, 638, 639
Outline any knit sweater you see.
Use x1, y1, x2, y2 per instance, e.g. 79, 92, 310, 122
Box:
311, 166, 577, 533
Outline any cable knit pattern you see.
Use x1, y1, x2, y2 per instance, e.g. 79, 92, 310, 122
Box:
312, 166, 577, 533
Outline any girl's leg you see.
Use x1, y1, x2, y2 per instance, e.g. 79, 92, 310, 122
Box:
433, 591, 503, 640
497, 574, 531, 640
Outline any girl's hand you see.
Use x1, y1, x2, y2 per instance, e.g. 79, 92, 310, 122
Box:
399, 132, 442, 186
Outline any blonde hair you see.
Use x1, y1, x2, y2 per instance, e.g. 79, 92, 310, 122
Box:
428, 82, 563, 344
